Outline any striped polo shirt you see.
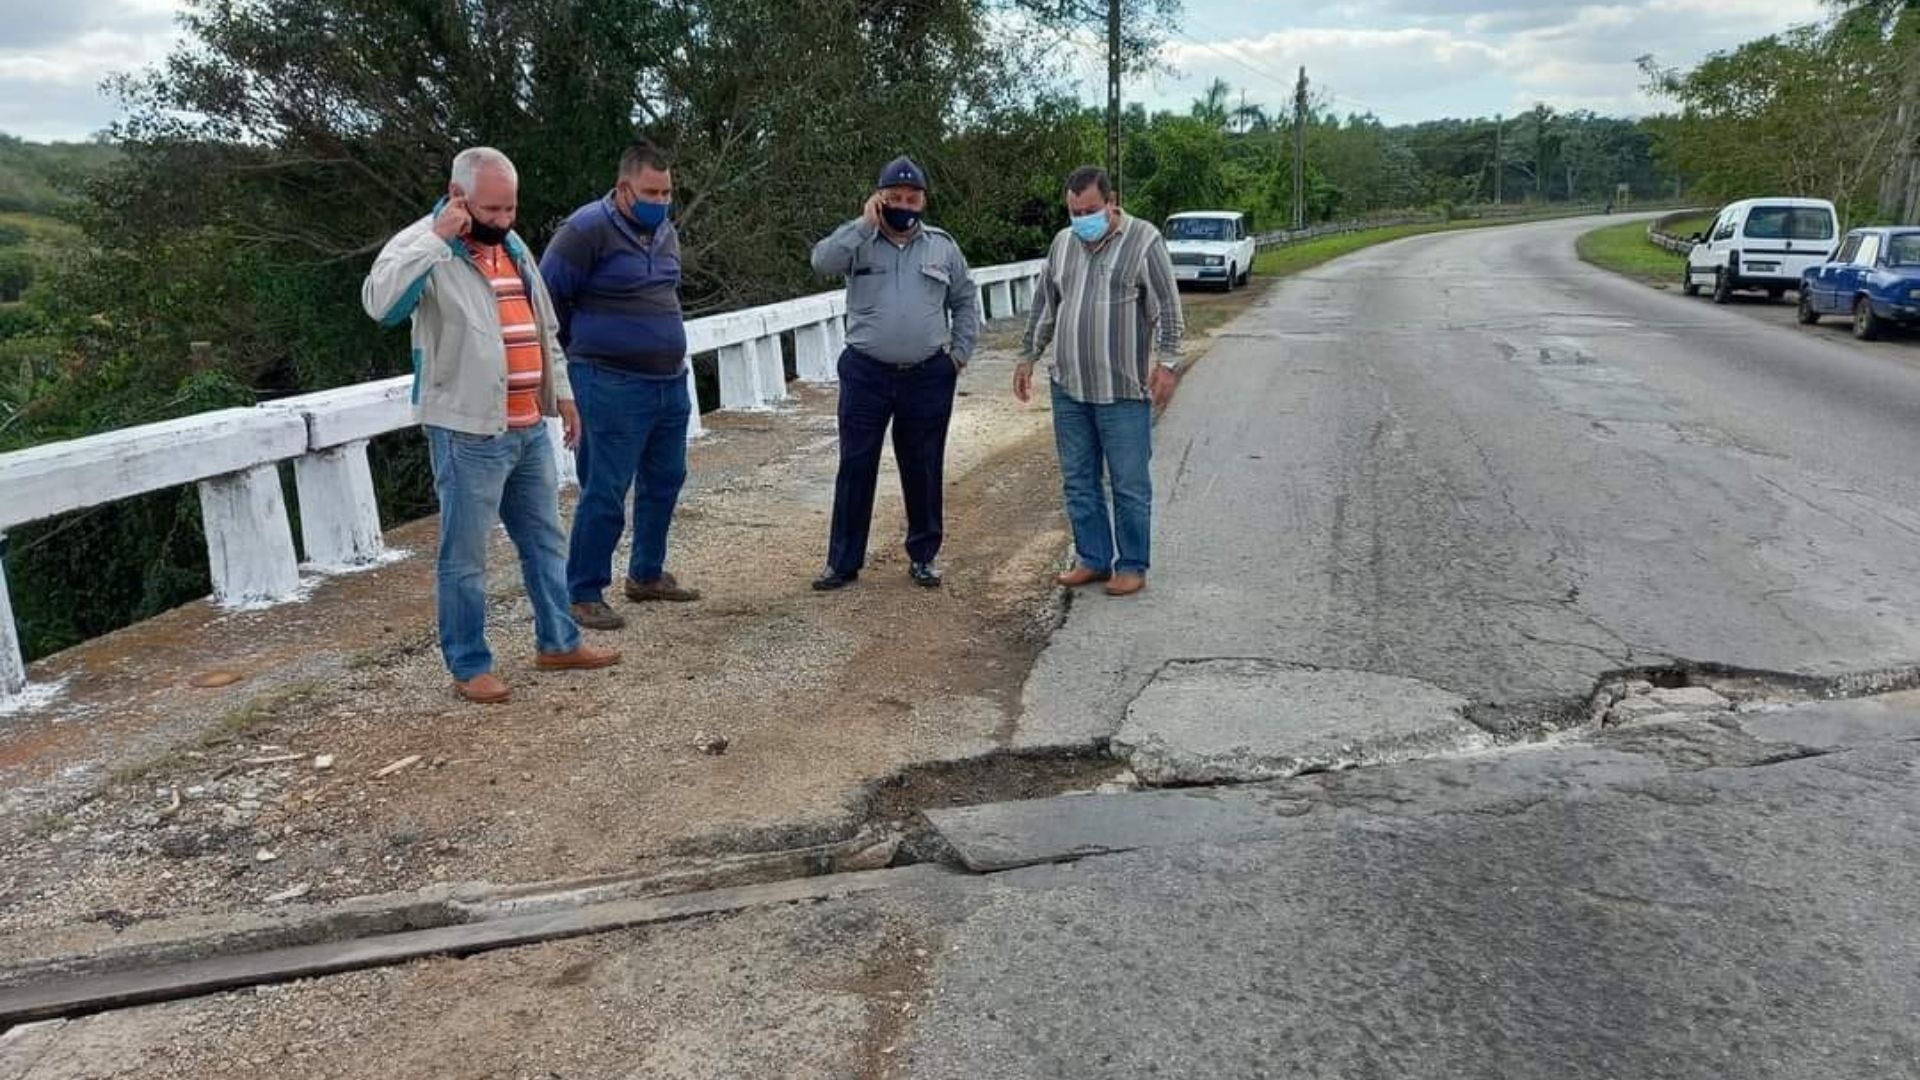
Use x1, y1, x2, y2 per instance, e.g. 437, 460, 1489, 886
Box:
1020, 214, 1185, 404
472, 243, 544, 428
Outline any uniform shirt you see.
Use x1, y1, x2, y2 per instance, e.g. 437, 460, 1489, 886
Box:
1021, 214, 1185, 404
810, 218, 980, 367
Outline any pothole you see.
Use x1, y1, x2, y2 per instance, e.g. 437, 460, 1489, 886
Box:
865, 748, 1125, 866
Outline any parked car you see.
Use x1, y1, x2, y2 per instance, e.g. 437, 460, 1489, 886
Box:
1797, 227, 1920, 340
1164, 211, 1256, 291
1683, 197, 1838, 303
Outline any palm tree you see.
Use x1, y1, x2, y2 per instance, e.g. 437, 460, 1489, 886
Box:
1191, 78, 1232, 130
1231, 103, 1272, 134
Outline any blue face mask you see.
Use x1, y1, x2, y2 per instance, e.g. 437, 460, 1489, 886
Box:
1071, 209, 1111, 243
628, 198, 669, 230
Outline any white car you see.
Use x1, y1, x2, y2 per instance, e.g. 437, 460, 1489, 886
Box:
1683, 197, 1839, 303
1164, 211, 1256, 291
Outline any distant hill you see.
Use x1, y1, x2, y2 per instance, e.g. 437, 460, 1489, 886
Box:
0, 135, 120, 214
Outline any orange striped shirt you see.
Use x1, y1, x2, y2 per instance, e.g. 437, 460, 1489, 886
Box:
472, 244, 544, 428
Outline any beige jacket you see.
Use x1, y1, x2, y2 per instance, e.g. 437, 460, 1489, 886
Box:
361, 205, 572, 435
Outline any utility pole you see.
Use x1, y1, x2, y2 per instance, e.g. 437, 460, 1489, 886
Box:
1532, 107, 1545, 201
1292, 66, 1309, 230
1493, 114, 1503, 207
1107, 0, 1122, 196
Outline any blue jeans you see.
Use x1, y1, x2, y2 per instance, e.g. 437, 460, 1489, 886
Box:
1051, 380, 1153, 575
426, 423, 579, 680
566, 361, 692, 601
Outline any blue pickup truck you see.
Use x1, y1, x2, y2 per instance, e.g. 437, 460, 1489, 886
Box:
1798, 227, 1920, 340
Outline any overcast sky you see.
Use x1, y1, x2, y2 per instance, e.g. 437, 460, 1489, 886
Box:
0, 0, 1828, 143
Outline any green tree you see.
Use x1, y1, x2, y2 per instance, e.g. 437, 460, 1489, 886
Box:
1643, 12, 1905, 219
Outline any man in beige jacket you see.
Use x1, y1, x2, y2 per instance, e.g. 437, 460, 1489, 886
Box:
362, 147, 618, 703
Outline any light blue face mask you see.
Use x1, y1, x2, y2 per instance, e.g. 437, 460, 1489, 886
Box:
1071, 209, 1111, 243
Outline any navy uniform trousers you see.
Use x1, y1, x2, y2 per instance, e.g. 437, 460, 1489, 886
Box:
826, 347, 959, 574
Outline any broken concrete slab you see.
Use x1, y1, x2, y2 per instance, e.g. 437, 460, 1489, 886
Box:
1736, 689, 1920, 750
925, 788, 1301, 872
1110, 659, 1490, 785
1648, 686, 1732, 712
927, 740, 1675, 873
0, 1019, 66, 1080
1607, 695, 1672, 724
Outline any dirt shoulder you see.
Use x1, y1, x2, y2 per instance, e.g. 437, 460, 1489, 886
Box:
0, 293, 1254, 970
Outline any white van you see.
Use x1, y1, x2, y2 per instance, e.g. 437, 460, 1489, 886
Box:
1683, 197, 1838, 303
1164, 211, 1257, 291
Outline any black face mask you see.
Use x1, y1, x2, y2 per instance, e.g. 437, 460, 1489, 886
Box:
881, 205, 922, 233
468, 219, 512, 246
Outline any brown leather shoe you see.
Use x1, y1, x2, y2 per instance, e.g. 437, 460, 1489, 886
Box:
535, 643, 622, 671
1104, 573, 1146, 597
1056, 566, 1112, 588
453, 672, 511, 704
571, 600, 626, 631
625, 573, 702, 603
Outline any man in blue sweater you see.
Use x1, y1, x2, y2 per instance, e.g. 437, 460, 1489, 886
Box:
541, 141, 701, 632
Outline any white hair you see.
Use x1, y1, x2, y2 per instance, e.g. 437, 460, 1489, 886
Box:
450, 147, 518, 193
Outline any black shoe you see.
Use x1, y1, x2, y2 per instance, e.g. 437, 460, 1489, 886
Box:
812, 568, 859, 591
909, 562, 942, 588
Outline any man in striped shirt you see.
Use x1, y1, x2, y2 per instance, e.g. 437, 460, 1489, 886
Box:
362, 147, 619, 704
1015, 166, 1185, 598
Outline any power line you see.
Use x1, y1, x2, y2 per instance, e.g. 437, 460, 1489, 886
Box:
1167, 21, 1399, 123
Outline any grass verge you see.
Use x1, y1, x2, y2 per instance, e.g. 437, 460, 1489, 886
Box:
1661, 214, 1713, 241
1575, 219, 1687, 287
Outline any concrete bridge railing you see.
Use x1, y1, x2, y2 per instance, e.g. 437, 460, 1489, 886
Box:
0, 258, 1045, 704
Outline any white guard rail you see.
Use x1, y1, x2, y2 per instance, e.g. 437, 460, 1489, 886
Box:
0, 258, 1045, 702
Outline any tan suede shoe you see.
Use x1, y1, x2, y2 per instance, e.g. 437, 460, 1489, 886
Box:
535, 643, 623, 671
454, 672, 511, 704
1056, 566, 1112, 588
1104, 573, 1146, 597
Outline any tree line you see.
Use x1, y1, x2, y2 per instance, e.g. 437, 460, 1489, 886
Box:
1641, 0, 1920, 225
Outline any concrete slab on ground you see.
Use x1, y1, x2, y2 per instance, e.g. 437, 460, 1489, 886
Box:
1737, 689, 1920, 750
1110, 659, 1490, 784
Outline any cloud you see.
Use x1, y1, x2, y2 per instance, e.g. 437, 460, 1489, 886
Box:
0, 0, 181, 140
1138, 0, 1828, 122
1150, 28, 1509, 121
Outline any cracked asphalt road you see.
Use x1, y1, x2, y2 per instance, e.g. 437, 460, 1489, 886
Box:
1018, 213, 1920, 748
901, 214, 1920, 1078
16, 216, 1920, 1079
903, 716, 1920, 1079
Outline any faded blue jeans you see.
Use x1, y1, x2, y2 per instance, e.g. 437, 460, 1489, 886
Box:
426, 423, 579, 680
1050, 380, 1153, 575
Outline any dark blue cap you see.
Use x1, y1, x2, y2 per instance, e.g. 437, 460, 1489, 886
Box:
877, 155, 927, 192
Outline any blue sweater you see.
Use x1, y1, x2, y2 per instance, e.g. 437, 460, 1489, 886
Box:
539, 195, 688, 377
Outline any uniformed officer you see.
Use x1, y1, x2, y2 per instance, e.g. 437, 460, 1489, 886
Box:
808, 155, 980, 591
